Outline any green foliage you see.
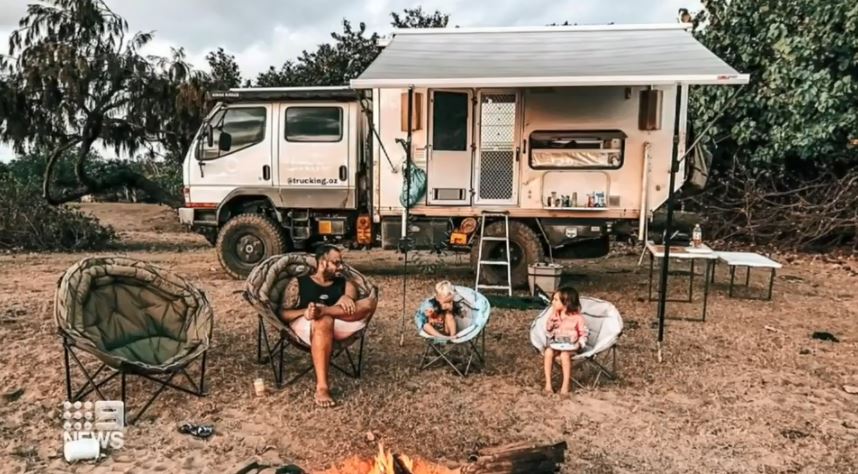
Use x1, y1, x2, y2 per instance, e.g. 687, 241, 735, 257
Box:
206, 47, 243, 90
256, 8, 450, 87
691, 0, 858, 176
390, 8, 450, 29
0, 174, 116, 251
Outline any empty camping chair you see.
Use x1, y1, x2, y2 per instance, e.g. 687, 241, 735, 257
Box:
415, 285, 491, 376
244, 253, 378, 387
530, 296, 623, 388
56, 257, 213, 425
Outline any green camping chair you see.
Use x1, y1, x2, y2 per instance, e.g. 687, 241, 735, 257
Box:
56, 257, 213, 425
243, 253, 379, 388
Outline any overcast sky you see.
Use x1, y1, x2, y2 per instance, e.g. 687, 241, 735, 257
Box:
0, 0, 699, 160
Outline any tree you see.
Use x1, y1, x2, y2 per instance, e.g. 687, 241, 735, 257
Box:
0, 0, 194, 205
690, 0, 858, 177
255, 20, 379, 87
206, 47, 242, 90
684, 0, 858, 248
255, 8, 451, 87
390, 7, 449, 28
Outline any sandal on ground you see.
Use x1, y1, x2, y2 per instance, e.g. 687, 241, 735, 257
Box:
178, 422, 215, 439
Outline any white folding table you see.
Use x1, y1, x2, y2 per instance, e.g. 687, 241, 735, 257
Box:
712, 251, 782, 300
646, 242, 718, 322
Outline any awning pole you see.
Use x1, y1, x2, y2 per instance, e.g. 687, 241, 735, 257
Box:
399, 86, 415, 346
656, 84, 684, 361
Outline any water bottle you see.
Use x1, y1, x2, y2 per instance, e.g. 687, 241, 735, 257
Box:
692, 224, 703, 248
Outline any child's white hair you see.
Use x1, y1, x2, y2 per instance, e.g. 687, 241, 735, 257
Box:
434, 280, 457, 299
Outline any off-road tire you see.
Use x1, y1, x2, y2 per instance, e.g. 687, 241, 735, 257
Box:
216, 214, 287, 280
470, 220, 544, 288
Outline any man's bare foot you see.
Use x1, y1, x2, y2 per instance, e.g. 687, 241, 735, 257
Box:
544, 385, 554, 394
314, 388, 336, 408
559, 385, 571, 396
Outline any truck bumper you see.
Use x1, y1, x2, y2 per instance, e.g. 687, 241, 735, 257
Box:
177, 208, 195, 226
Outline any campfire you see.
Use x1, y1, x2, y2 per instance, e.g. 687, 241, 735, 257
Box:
318, 441, 567, 474
319, 443, 456, 474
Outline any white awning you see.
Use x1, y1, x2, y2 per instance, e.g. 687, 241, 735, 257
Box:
351, 24, 749, 89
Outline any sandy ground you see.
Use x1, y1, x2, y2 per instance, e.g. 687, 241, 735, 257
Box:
1, 203, 857, 473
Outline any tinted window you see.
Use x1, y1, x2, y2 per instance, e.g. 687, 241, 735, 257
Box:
432, 92, 468, 151
199, 107, 266, 160
285, 107, 343, 142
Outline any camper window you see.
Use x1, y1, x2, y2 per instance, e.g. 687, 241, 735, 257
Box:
285, 107, 343, 142
432, 91, 469, 151
528, 130, 625, 170
198, 107, 266, 160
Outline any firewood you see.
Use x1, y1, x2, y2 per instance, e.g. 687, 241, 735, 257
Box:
460, 441, 567, 474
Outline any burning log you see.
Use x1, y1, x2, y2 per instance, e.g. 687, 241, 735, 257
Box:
461, 441, 567, 474
248, 441, 568, 474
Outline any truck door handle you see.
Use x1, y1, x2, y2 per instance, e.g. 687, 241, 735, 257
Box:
339, 165, 347, 181
262, 165, 270, 181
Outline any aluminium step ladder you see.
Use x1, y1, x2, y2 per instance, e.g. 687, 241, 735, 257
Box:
474, 211, 513, 296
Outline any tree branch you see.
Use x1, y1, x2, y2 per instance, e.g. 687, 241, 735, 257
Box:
42, 139, 82, 205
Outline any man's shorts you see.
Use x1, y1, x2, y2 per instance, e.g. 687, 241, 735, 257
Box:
290, 315, 368, 345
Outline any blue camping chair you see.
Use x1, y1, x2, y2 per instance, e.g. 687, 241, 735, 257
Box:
414, 286, 491, 376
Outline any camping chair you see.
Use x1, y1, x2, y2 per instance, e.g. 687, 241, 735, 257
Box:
529, 296, 623, 388
55, 257, 213, 425
415, 286, 491, 377
243, 253, 378, 388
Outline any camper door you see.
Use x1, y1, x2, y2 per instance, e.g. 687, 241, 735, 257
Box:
427, 90, 473, 205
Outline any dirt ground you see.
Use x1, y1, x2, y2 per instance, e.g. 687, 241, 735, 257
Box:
1, 203, 857, 473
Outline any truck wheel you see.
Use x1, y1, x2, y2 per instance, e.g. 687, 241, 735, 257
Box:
216, 214, 287, 280
470, 220, 544, 289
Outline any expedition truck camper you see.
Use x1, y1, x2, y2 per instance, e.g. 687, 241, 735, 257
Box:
179, 24, 749, 286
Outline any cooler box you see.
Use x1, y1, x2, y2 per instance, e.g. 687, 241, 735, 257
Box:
528, 263, 563, 296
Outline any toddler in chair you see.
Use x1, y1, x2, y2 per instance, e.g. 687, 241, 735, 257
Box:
544, 286, 588, 395
422, 281, 459, 339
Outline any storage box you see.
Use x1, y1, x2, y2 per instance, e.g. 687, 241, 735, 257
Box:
528, 263, 563, 297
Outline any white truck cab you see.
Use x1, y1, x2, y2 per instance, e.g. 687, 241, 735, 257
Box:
180, 87, 370, 278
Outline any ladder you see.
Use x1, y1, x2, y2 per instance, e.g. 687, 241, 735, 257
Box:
474, 211, 513, 296
288, 209, 311, 248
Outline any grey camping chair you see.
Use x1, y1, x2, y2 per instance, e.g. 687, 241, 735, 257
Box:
243, 253, 378, 388
56, 257, 213, 425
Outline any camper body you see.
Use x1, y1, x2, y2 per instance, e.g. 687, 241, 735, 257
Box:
179, 25, 748, 284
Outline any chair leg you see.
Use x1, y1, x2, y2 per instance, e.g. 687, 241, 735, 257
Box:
64, 343, 73, 402
198, 350, 207, 396
127, 371, 178, 425
257, 319, 263, 364
355, 332, 366, 378
278, 332, 286, 387
66, 347, 110, 401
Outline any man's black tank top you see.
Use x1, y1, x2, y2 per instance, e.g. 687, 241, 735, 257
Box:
297, 275, 346, 307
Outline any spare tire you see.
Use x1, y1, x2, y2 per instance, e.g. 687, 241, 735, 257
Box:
470, 220, 544, 288
216, 214, 287, 280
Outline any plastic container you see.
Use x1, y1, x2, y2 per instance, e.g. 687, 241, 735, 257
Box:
64, 438, 100, 463
528, 263, 563, 296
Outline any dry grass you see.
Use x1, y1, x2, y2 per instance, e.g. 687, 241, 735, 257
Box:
1, 203, 857, 473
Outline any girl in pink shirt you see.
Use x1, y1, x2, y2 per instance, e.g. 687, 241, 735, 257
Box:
544, 287, 588, 395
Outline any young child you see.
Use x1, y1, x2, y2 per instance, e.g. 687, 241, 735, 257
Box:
422, 280, 459, 338
544, 287, 588, 395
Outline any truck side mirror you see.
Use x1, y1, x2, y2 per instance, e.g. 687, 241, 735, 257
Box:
218, 132, 232, 152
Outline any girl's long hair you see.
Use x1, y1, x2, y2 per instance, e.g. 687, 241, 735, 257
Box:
554, 286, 581, 314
